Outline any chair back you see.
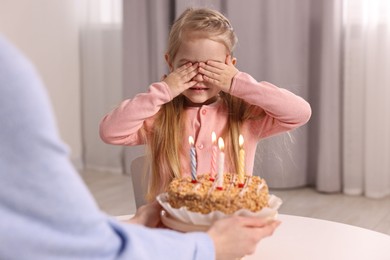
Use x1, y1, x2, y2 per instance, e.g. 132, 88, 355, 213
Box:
130, 155, 150, 208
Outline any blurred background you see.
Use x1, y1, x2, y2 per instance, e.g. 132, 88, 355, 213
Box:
1, 0, 389, 229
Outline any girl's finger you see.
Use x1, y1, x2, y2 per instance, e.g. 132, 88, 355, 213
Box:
182, 63, 199, 74
183, 69, 199, 82
199, 63, 221, 74
199, 67, 218, 80
203, 74, 220, 85
183, 80, 198, 89
160, 74, 167, 81
205, 60, 226, 69
176, 62, 193, 73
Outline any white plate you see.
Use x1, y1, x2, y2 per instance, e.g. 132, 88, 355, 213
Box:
161, 210, 209, 232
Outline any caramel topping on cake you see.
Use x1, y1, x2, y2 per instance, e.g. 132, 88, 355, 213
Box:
167, 173, 269, 214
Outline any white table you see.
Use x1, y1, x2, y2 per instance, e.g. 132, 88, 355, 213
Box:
245, 214, 390, 260
117, 214, 390, 259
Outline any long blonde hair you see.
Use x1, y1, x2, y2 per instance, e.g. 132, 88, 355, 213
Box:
146, 7, 264, 201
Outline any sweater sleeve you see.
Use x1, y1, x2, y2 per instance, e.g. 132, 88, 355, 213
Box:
0, 35, 215, 260
99, 82, 173, 145
230, 72, 312, 138
111, 220, 215, 260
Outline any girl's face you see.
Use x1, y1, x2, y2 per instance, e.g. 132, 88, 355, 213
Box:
167, 35, 233, 106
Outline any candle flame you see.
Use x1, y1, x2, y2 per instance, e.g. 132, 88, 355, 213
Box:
218, 137, 224, 150
189, 136, 194, 146
212, 132, 216, 144
239, 134, 244, 147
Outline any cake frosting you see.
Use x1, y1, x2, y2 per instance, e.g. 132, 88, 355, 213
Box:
167, 173, 269, 215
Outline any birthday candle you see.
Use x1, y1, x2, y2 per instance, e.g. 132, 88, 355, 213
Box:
238, 134, 245, 187
217, 137, 225, 189
210, 132, 217, 181
189, 136, 197, 182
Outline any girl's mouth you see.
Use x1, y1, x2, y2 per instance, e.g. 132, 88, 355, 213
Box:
189, 86, 209, 91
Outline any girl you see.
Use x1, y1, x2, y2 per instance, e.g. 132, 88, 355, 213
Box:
100, 8, 311, 201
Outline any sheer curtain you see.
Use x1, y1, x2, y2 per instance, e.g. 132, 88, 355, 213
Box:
225, 0, 313, 189
119, 0, 390, 199
343, 0, 390, 198
121, 0, 173, 174
80, 0, 123, 173
121, 0, 314, 184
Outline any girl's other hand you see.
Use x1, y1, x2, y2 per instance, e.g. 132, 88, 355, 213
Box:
163, 62, 199, 98
198, 55, 239, 93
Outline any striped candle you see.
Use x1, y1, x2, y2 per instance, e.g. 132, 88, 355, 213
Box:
210, 132, 217, 181
238, 134, 245, 187
189, 136, 197, 182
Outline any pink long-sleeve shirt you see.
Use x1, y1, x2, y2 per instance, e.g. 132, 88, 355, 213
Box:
100, 72, 311, 177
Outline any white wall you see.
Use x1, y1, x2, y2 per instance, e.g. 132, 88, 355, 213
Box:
0, 0, 83, 168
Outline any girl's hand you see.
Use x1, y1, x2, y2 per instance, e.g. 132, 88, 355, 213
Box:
163, 62, 199, 98
198, 55, 239, 93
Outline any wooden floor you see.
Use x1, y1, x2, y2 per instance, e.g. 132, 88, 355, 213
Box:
80, 170, 390, 236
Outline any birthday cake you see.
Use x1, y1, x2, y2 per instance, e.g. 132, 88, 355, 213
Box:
166, 173, 269, 215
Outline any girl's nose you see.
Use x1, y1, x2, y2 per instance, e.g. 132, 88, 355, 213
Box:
193, 73, 204, 82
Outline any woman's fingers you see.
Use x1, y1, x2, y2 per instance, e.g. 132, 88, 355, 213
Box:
207, 216, 281, 260
239, 216, 275, 227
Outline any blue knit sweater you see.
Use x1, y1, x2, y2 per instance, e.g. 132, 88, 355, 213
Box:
0, 35, 213, 260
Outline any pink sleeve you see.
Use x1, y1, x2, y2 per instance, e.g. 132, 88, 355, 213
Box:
230, 72, 312, 139
99, 82, 173, 145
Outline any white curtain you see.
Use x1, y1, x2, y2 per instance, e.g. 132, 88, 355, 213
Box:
80, 0, 123, 173
343, 0, 390, 198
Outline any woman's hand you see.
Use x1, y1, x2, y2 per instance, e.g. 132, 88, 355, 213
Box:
163, 62, 199, 98
207, 216, 281, 260
198, 55, 239, 93
125, 201, 163, 228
